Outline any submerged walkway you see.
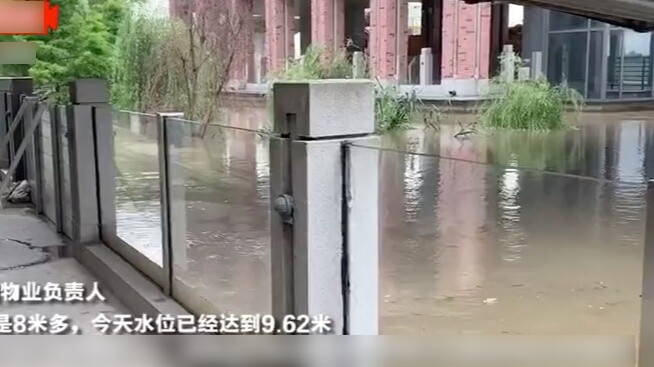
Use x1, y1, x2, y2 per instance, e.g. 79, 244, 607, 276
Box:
0, 207, 127, 334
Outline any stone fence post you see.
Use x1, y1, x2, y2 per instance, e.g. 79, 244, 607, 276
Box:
271, 80, 379, 335
66, 79, 111, 244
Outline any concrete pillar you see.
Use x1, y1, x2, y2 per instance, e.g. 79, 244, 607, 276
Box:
265, 0, 295, 72
67, 79, 109, 244
441, 1, 492, 79
229, 0, 254, 89
369, 0, 409, 82
311, 0, 345, 51
271, 80, 379, 334
518, 67, 530, 81
353, 51, 366, 79
531, 51, 544, 78
253, 33, 267, 83
501, 44, 515, 83
420, 48, 434, 86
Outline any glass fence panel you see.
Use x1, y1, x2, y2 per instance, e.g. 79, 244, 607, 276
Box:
112, 111, 163, 267
364, 139, 645, 335
166, 118, 271, 315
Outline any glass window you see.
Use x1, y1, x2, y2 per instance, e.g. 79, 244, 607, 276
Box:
621, 30, 653, 98
547, 32, 588, 96
549, 10, 588, 31
408, 2, 422, 35
590, 19, 606, 29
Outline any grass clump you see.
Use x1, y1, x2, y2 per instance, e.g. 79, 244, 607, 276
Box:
271, 44, 353, 80
265, 44, 352, 129
479, 55, 584, 131
375, 82, 419, 132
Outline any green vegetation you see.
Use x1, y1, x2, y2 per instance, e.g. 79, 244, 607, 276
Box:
111, 12, 179, 112
111, 3, 242, 130
271, 44, 353, 80
479, 55, 584, 131
0, 0, 135, 102
0, 0, 238, 122
269, 44, 420, 133
375, 83, 418, 132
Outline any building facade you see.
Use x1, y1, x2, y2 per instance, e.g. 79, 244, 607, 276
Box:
168, 1, 654, 100
523, 7, 654, 101
170, 0, 503, 95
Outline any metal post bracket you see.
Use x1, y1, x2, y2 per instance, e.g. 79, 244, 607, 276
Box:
274, 194, 295, 225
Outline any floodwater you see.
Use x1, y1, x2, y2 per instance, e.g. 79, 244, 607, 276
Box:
111, 107, 654, 336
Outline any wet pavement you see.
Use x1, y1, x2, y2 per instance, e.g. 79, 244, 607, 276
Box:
0, 208, 127, 334
110, 107, 654, 335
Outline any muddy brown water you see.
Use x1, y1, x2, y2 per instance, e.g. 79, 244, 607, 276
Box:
111, 109, 654, 335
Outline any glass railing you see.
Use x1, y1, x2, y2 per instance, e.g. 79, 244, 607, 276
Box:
105, 111, 164, 284
104, 106, 649, 340
164, 118, 272, 315
350, 131, 646, 336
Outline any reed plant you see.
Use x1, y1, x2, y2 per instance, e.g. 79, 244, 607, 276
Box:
374, 82, 419, 132
479, 54, 584, 131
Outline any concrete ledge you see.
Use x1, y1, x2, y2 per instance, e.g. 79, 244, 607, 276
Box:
76, 242, 188, 317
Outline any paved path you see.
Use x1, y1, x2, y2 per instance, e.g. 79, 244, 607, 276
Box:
0, 207, 127, 335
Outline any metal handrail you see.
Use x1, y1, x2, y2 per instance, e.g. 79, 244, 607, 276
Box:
0, 101, 47, 195
0, 96, 38, 163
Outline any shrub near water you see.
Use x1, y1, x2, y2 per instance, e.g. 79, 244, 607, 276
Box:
272, 44, 352, 80
375, 83, 418, 132
480, 55, 584, 131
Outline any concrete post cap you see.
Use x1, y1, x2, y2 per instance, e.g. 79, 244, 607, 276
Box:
272, 80, 375, 138
69, 79, 109, 104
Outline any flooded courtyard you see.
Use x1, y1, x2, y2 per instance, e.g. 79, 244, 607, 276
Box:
111, 107, 653, 335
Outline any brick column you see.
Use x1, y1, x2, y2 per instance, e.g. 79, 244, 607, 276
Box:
369, 0, 408, 82
441, 0, 492, 80
169, 0, 183, 17
311, 0, 345, 50
229, 0, 254, 89
265, 0, 295, 73
169, 0, 194, 22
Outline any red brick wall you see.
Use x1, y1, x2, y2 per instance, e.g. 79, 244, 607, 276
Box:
441, 0, 491, 79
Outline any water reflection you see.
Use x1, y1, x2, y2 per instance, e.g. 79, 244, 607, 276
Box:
113, 106, 652, 335
379, 114, 652, 335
